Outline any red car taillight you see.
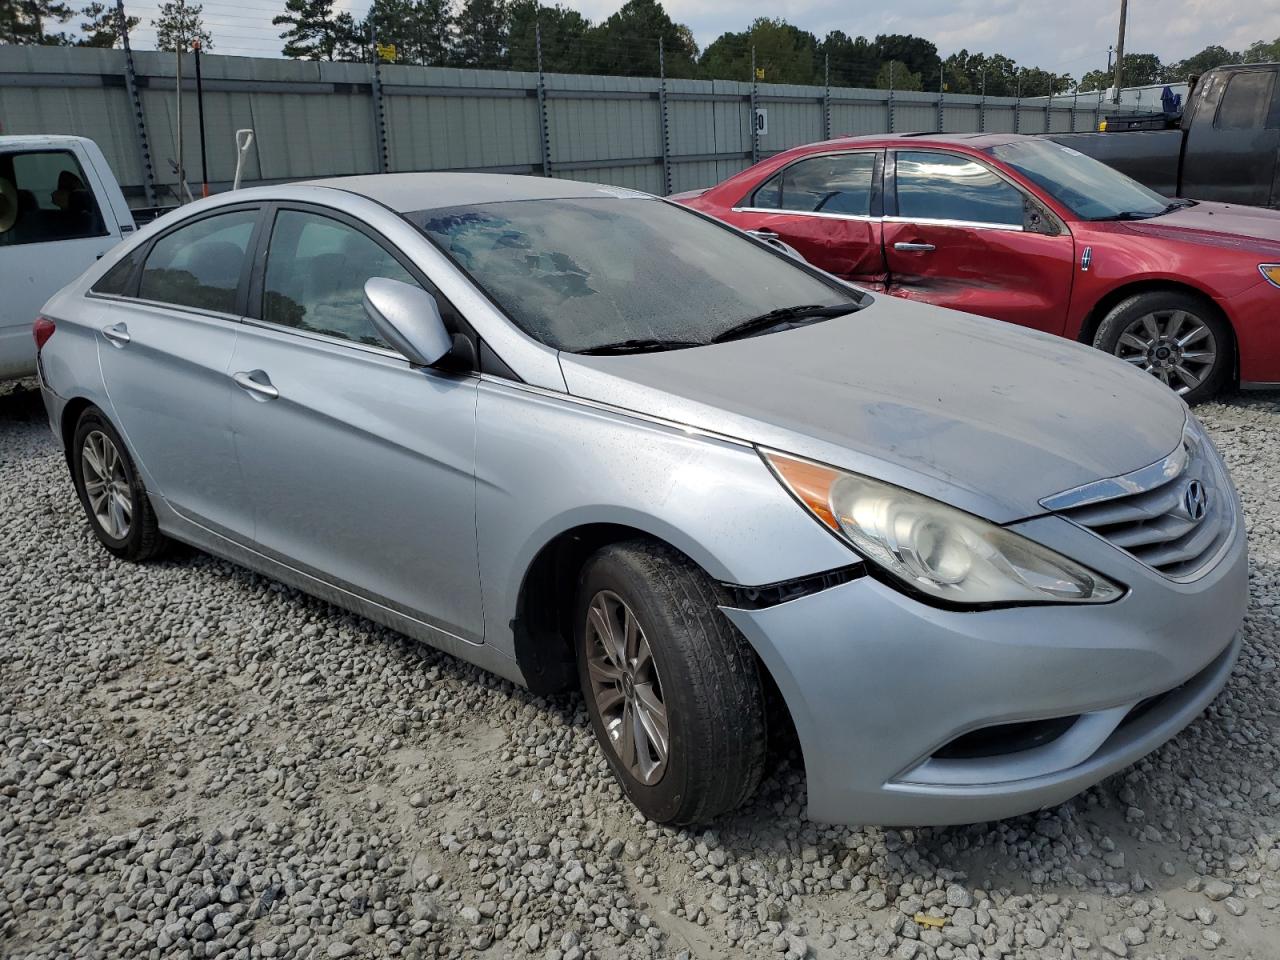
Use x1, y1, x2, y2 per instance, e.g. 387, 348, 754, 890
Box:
33, 317, 55, 352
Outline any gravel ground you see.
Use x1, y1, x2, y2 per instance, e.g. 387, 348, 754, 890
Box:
2, 377, 1280, 960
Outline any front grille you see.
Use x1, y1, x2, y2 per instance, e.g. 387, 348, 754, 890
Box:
1049, 426, 1235, 580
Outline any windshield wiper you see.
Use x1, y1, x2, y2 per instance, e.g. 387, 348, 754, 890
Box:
577, 337, 703, 356
711, 302, 862, 344
1090, 210, 1161, 221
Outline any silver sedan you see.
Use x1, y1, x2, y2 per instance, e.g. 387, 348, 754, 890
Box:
35, 173, 1246, 826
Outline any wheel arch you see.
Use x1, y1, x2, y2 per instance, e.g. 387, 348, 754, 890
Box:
59, 395, 97, 466
1076, 278, 1237, 353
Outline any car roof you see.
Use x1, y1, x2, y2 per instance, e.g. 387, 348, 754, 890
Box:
0, 134, 95, 150
789, 132, 1022, 153
304, 172, 654, 212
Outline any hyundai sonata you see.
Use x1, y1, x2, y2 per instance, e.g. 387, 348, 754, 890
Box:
35, 174, 1246, 825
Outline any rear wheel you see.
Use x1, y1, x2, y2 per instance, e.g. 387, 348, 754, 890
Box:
575, 541, 767, 825
1093, 291, 1233, 403
71, 408, 167, 562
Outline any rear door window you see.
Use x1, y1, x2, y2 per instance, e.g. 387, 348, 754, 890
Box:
751, 153, 876, 215
138, 209, 258, 314
1215, 71, 1276, 130
0, 149, 108, 246
894, 151, 1025, 227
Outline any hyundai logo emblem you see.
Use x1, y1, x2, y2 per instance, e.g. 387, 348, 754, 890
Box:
1184, 479, 1208, 521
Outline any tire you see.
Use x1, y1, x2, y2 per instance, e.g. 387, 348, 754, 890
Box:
574, 541, 767, 825
1092, 290, 1233, 404
70, 407, 167, 562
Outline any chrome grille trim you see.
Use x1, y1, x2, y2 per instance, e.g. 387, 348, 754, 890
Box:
1042, 421, 1237, 582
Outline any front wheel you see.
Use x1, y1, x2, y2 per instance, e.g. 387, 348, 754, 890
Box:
1093, 291, 1233, 404
575, 542, 767, 825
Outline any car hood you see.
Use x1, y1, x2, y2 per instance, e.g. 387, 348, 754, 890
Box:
1121, 201, 1280, 254
558, 297, 1187, 523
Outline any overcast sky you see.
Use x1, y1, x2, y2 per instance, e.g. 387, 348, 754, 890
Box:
125, 0, 1280, 78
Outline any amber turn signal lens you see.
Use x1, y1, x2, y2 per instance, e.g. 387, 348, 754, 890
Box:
1260, 264, 1280, 289
763, 452, 842, 534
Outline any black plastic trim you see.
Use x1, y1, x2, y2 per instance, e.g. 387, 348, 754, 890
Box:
721, 564, 865, 610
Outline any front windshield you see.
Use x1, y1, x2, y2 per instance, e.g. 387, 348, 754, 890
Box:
988, 139, 1171, 220
406, 196, 856, 353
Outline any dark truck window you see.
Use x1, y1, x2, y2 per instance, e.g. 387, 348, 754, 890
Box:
0, 149, 108, 247
752, 153, 876, 215
1215, 71, 1277, 130
894, 151, 1024, 226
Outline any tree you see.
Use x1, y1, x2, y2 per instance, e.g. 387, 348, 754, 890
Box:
274, 0, 351, 60
1243, 37, 1280, 63
451, 0, 509, 68
152, 0, 211, 51
1, 0, 75, 44
508, 0, 591, 74
873, 33, 938, 81
699, 18, 819, 84
1163, 44, 1242, 81
875, 59, 921, 91
1114, 52, 1163, 86
77, 2, 137, 47
588, 0, 696, 78
817, 30, 878, 88
364, 0, 450, 65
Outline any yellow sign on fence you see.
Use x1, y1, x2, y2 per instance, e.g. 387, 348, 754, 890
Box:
377, 43, 397, 63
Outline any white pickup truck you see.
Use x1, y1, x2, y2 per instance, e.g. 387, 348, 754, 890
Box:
1, 135, 135, 380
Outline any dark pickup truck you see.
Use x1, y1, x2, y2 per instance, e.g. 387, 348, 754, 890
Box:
1048, 63, 1280, 209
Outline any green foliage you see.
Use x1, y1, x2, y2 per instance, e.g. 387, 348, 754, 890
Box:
152, 0, 211, 52
77, 2, 138, 48
274, 0, 353, 61
589, 0, 697, 78
699, 18, 820, 84
450, 0, 508, 68
508, 1, 591, 73
364, 0, 450, 65
875, 59, 921, 91
1, 0, 75, 45
1244, 37, 1280, 63
1164, 44, 1242, 80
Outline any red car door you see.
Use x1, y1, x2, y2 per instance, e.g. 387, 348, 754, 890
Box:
724, 150, 887, 287
882, 149, 1076, 336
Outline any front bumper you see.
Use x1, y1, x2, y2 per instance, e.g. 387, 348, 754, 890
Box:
722, 511, 1247, 826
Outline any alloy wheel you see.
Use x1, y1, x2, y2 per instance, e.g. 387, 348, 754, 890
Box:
81, 430, 132, 540
1114, 309, 1217, 396
584, 590, 670, 785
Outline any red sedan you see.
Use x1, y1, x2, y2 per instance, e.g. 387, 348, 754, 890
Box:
675, 133, 1280, 402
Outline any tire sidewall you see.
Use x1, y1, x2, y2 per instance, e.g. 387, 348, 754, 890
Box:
71, 410, 148, 558
1093, 292, 1233, 404
575, 551, 695, 824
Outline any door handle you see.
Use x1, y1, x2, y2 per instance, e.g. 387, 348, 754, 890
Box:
894, 242, 936, 252
232, 370, 279, 401
748, 228, 780, 238
101, 322, 131, 345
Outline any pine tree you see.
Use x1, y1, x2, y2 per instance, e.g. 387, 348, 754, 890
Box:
274, 0, 350, 61
1, 0, 75, 45
77, 1, 137, 48
152, 0, 211, 51
451, 0, 508, 68
364, 0, 450, 65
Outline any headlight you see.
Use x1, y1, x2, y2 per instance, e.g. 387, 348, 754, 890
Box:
1260, 264, 1280, 289
764, 451, 1123, 607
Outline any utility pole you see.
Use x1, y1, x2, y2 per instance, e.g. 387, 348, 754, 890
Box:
1111, 0, 1127, 103
174, 0, 184, 203
193, 39, 208, 197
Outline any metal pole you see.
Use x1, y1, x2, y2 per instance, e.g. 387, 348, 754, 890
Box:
749, 46, 759, 164
1045, 75, 1053, 132
1014, 69, 1022, 133
115, 0, 155, 208
1111, 0, 1127, 103
937, 64, 945, 132
887, 61, 895, 133
535, 20, 552, 176
979, 71, 986, 133
193, 40, 208, 197
658, 38, 671, 195
823, 53, 831, 140
1071, 87, 1079, 131
369, 26, 389, 173
174, 6, 184, 204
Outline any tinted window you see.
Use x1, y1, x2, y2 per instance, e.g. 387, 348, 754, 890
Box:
92, 245, 146, 296
0, 149, 108, 247
753, 153, 876, 215
409, 197, 855, 354
1216, 71, 1275, 130
262, 210, 417, 348
895, 151, 1025, 226
139, 210, 256, 313
988, 139, 1169, 220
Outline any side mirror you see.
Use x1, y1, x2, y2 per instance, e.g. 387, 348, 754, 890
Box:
362, 277, 453, 367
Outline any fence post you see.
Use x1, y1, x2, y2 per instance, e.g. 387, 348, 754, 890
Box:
535, 22, 553, 177
115, 0, 156, 208
658, 38, 672, 195
937, 64, 944, 132
887, 62, 895, 134
1094, 90, 1103, 130
369, 27, 389, 174
1071, 89, 1079, 131
749, 46, 759, 165
1044, 100, 1051, 133
979, 72, 986, 133
1014, 70, 1022, 132
823, 54, 831, 140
